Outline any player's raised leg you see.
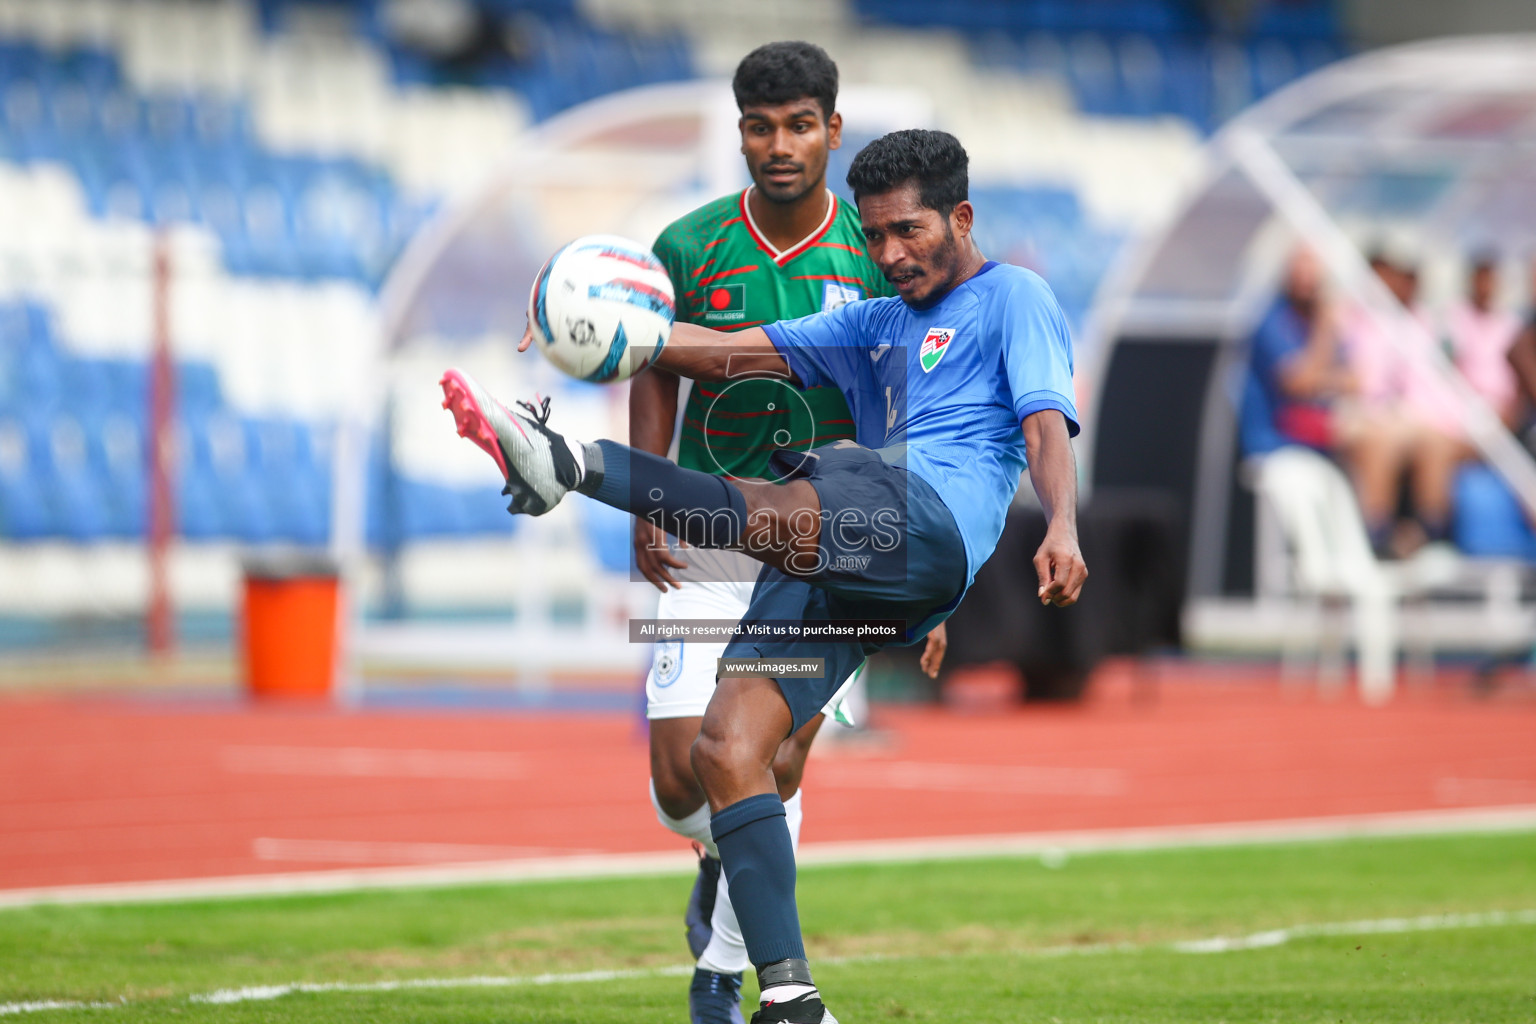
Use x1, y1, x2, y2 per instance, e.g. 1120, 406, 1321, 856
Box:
440, 368, 823, 575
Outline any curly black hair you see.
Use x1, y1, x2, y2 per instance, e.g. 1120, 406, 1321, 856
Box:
732, 41, 838, 121
846, 129, 969, 216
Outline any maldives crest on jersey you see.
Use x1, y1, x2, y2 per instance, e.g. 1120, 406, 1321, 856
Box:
919, 327, 957, 373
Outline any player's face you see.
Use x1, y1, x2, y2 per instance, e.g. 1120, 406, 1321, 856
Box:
859, 184, 974, 306
1471, 265, 1496, 310
739, 99, 841, 204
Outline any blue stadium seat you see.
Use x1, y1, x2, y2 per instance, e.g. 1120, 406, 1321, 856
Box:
45, 414, 111, 541
251, 418, 331, 544
101, 359, 148, 418
583, 497, 632, 574
87, 415, 147, 539
176, 455, 226, 540
460, 482, 517, 535
0, 411, 51, 539
1250, 0, 1338, 41
14, 340, 62, 412
394, 478, 468, 538
1250, 38, 1300, 97
0, 477, 51, 539
176, 362, 224, 420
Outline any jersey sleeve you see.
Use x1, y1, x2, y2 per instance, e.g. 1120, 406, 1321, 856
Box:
762, 299, 876, 391
999, 271, 1080, 436
651, 222, 693, 324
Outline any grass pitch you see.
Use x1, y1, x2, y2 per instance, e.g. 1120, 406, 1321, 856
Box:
2, 830, 1534, 1021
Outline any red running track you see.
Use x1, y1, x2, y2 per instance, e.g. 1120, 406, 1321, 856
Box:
3, 664, 1535, 892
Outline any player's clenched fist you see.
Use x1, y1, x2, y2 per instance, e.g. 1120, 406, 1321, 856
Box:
1034, 526, 1087, 607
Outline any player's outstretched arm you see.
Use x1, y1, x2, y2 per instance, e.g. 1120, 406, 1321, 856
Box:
518, 322, 795, 384
1023, 409, 1087, 607
629, 367, 689, 591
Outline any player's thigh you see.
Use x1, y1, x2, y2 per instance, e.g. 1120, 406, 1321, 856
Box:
773, 442, 966, 610
722, 568, 870, 735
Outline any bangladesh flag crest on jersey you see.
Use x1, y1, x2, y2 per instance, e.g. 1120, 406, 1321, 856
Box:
920, 327, 957, 372
703, 282, 745, 322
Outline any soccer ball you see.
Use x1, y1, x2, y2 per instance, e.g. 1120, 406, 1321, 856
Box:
527, 234, 674, 383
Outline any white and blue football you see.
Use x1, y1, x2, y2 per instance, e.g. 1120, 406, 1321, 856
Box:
526, 234, 674, 383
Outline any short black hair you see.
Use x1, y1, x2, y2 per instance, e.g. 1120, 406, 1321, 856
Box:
733, 41, 838, 122
1469, 250, 1499, 274
845, 129, 969, 217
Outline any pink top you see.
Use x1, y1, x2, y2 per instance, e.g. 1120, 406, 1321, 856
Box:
1447, 303, 1520, 418
1340, 303, 1401, 404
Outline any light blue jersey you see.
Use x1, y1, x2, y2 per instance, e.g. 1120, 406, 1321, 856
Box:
761, 262, 1078, 585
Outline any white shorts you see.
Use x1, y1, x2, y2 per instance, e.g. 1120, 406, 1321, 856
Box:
644, 544, 756, 719
643, 544, 861, 724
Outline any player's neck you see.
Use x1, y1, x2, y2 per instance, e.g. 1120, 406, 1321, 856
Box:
949, 244, 988, 289
908, 244, 989, 310
745, 184, 831, 253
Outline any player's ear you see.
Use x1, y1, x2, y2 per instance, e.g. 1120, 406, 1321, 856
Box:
951, 200, 974, 238
826, 110, 843, 151
738, 116, 749, 154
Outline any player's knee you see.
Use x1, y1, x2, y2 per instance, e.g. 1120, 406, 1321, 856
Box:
651, 762, 703, 820
690, 724, 761, 791
689, 729, 730, 789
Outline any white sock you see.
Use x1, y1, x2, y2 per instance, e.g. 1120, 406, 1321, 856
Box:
783, 788, 803, 850
565, 436, 587, 482
648, 779, 717, 858
697, 790, 804, 975
697, 870, 748, 974
759, 983, 817, 1004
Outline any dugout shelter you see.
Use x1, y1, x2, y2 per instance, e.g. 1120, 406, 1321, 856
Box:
1082, 35, 1536, 647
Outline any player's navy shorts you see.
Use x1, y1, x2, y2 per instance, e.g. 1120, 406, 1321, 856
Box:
720, 441, 968, 732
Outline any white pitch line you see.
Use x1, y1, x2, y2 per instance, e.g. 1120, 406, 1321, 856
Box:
190, 965, 696, 1005
1171, 908, 1536, 953
0, 1002, 118, 1017
3, 804, 1535, 910
3, 908, 1532, 1016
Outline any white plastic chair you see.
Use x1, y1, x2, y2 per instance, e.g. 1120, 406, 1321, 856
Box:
1250, 446, 1403, 702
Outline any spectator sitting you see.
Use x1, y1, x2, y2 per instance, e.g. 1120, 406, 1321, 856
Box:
1243, 248, 1460, 558
1447, 253, 1521, 426
1241, 247, 1354, 457
1504, 255, 1536, 453
1382, 259, 1477, 552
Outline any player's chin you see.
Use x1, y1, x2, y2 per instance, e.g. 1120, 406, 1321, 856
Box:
758, 177, 811, 203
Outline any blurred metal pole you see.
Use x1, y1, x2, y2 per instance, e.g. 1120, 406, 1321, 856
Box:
147, 233, 175, 655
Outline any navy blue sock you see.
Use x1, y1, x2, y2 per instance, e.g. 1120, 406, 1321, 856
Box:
579, 439, 746, 548
711, 793, 805, 967
1419, 515, 1451, 544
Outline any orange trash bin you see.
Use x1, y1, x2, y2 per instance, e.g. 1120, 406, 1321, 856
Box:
242, 556, 341, 700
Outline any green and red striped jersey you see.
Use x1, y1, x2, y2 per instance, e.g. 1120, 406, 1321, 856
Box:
651, 187, 893, 478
